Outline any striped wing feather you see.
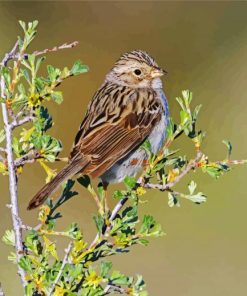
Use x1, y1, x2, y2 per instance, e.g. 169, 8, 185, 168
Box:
70, 82, 163, 178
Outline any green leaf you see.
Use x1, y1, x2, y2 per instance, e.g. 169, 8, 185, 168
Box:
2, 229, 15, 246
66, 223, 82, 240
25, 230, 43, 256
21, 68, 31, 85
93, 214, 104, 233
202, 163, 229, 179
0, 129, 5, 143
12, 137, 22, 157
61, 66, 70, 78
124, 176, 136, 189
24, 284, 34, 295
182, 89, 193, 106
180, 110, 189, 125
19, 256, 32, 272
113, 190, 126, 199
141, 139, 152, 155
35, 56, 46, 75
176, 96, 185, 111
111, 270, 129, 285
47, 65, 61, 82
139, 215, 164, 237
100, 261, 112, 278
19, 20, 26, 32
70, 264, 84, 278
188, 180, 197, 195
166, 118, 175, 139
8, 252, 17, 263
187, 192, 206, 204
51, 91, 63, 104
70, 60, 89, 76
77, 175, 91, 188
1, 66, 11, 88
168, 192, 180, 207
193, 104, 202, 120
35, 106, 53, 132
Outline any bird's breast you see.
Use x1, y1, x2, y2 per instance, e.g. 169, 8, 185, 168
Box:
147, 112, 167, 154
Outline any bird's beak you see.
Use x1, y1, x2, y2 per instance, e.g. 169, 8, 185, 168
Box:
150, 67, 168, 78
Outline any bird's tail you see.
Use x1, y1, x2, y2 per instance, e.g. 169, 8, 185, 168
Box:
27, 157, 89, 210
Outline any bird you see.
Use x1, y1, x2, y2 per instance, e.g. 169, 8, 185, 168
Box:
27, 50, 169, 210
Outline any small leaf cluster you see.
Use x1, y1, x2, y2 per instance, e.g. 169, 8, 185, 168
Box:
0, 20, 88, 178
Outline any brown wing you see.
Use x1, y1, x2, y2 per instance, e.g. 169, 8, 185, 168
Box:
70, 82, 163, 178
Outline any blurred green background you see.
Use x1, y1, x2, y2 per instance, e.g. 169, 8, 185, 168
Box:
0, 1, 247, 295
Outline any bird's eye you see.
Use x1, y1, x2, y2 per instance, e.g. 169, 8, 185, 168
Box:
134, 69, 142, 76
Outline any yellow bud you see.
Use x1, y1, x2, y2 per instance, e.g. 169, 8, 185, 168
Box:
167, 168, 179, 183
136, 187, 146, 196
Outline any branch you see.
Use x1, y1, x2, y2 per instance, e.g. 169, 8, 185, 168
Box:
89, 152, 203, 250
11, 115, 34, 129
0, 42, 27, 286
0, 41, 79, 67
216, 159, 247, 166
103, 284, 126, 295
14, 150, 41, 167
0, 41, 19, 67
142, 151, 203, 190
89, 196, 129, 249
18, 41, 79, 59
47, 241, 72, 296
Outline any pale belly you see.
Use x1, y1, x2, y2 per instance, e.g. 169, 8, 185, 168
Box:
100, 113, 167, 184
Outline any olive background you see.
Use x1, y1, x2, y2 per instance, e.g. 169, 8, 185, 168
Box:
0, 1, 247, 295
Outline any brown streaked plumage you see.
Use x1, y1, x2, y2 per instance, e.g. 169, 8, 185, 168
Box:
27, 50, 168, 210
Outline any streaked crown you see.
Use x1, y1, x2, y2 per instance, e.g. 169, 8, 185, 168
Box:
115, 50, 159, 69
106, 50, 166, 89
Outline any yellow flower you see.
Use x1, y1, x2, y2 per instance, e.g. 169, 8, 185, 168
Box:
43, 236, 58, 260
38, 205, 51, 224
17, 166, 23, 175
28, 93, 41, 107
54, 286, 68, 296
167, 168, 179, 183
136, 187, 146, 196
33, 274, 45, 292
73, 239, 87, 253
86, 270, 102, 287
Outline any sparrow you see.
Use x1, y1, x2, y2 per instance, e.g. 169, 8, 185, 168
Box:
27, 50, 169, 210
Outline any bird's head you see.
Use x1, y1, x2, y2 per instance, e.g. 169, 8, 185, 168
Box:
106, 50, 167, 89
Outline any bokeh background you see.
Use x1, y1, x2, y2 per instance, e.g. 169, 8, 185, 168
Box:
0, 1, 247, 295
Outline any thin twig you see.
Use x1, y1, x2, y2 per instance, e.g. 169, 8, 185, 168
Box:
47, 241, 73, 296
0, 41, 19, 66
215, 159, 247, 166
89, 196, 129, 249
11, 115, 34, 129
0, 42, 27, 286
15, 41, 79, 60
103, 284, 126, 295
14, 150, 41, 167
